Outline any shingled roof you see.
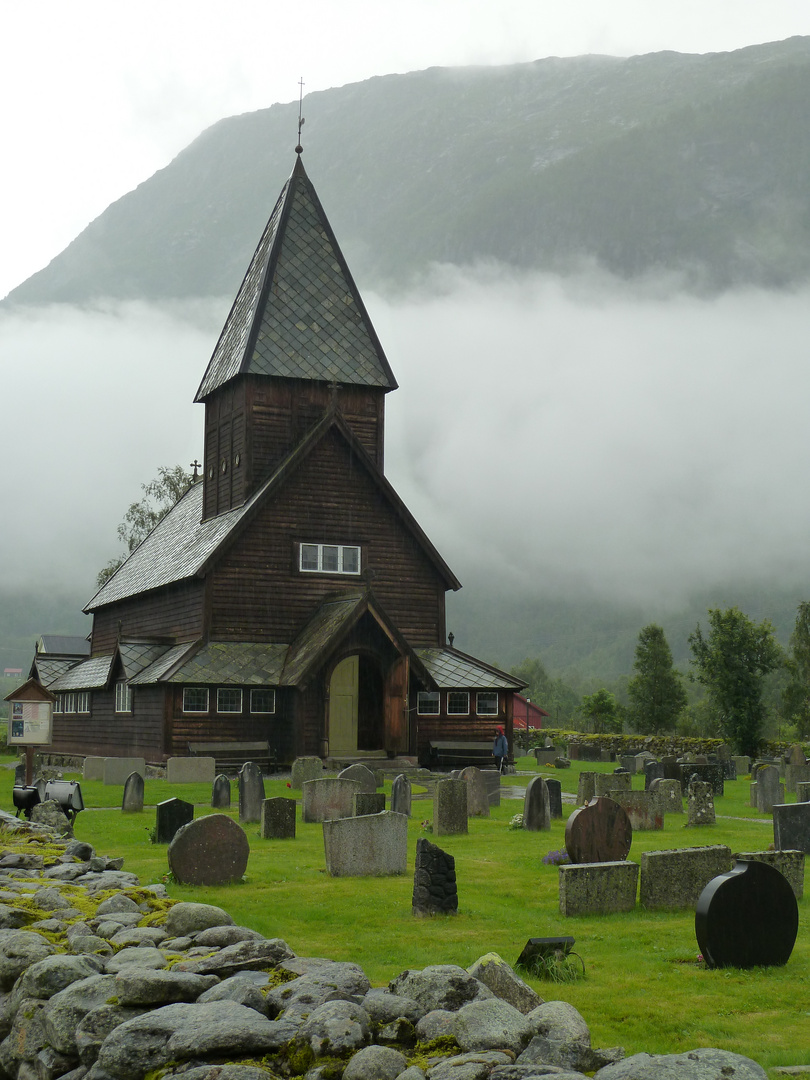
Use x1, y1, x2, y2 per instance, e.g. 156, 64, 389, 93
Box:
195, 154, 397, 402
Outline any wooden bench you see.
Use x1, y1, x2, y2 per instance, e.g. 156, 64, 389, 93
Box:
424, 740, 499, 771
188, 741, 276, 775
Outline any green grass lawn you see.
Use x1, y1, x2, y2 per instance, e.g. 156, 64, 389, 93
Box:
3, 756, 808, 1069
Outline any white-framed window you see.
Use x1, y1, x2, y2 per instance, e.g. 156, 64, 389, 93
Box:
76, 691, 90, 714
476, 692, 498, 716
182, 687, 209, 713
299, 542, 361, 575
250, 689, 276, 714
115, 681, 132, 714
417, 691, 440, 716
53, 696, 62, 714
217, 688, 243, 713
62, 693, 76, 713
447, 691, 469, 715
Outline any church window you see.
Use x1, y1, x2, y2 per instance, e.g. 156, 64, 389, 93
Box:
476, 692, 498, 715
447, 692, 469, 715
115, 681, 132, 714
417, 691, 440, 715
183, 687, 209, 713
299, 543, 361, 575
251, 689, 275, 714
217, 688, 242, 713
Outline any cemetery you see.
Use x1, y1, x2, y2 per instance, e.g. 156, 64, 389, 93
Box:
0, 750, 809, 1074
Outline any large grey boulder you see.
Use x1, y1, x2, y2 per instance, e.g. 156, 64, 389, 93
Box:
75, 1004, 151, 1065
342, 1044, 408, 1079
519, 1000, 610, 1073
266, 973, 351, 1020
194, 925, 265, 948
164, 902, 234, 937
42, 974, 118, 1055
414, 1009, 456, 1041
174, 937, 293, 977
361, 988, 423, 1025
593, 1048, 767, 1079
389, 965, 494, 1012
0, 931, 55, 989
114, 969, 219, 1006
197, 976, 270, 1016
467, 954, 543, 1014
295, 999, 372, 1058
11, 953, 105, 1005
454, 998, 534, 1055
30, 801, 73, 838
280, 957, 370, 996
427, 1050, 513, 1080
104, 946, 168, 973
490, 1067, 591, 1079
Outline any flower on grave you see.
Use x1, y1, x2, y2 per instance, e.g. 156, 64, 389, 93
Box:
508, 814, 524, 830
421, 819, 433, 832
542, 848, 571, 866
286, 782, 291, 788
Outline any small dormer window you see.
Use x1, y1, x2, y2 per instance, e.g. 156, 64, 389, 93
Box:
299, 543, 361, 575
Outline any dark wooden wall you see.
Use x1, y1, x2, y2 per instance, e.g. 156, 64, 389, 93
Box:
170, 686, 294, 763
50, 685, 165, 759
91, 580, 205, 655
413, 689, 514, 760
208, 426, 448, 646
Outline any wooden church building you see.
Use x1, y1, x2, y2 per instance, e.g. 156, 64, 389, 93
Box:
32, 151, 524, 767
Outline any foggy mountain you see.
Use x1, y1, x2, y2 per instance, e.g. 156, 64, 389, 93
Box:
6, 35, 810, 307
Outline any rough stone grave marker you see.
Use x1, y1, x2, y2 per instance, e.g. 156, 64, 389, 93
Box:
639, 845, 732, 909
460, 766, 490, 817
291, 756, 323, 789
433, 778, 468, 835
354, 792, 385, 816
595, 772, 630, 798
323, 810, 407, 876
211, 774, 231, 809
576, 771, 596, 805
734, 848, 804, 900
773, 802, 810, 853
610, 790, 663, 831
565, 797, 632, 864
695, 860, 798, 968
797, 781, 810, 803
649, 777, 683, 814
522, 776, 550, 831
121, 772, 144, 813
786, 743, 806, 766
155, 797, 194, 843
261, 797, 296, 839
390, 774, 411, 817
412, 836, 457, 915
166, 757, 216, 784
644, 761, 665, 790
168, 814, 249, 885
238, 762, 266, 824
559, 860, 639, 916
338, 763, 377, 793
546, 777, 563, 819
785, 763, 810, 794
687, 781, 715, 825
302, 778, 361, 823
755, 765, 783, 814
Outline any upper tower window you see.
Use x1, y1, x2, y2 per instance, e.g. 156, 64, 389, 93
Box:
299, 543, 361, 575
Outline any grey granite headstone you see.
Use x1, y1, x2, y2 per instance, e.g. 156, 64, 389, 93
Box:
785, 763, 810, 794
354, 792, 386, 816
238, 761, 266, 824
732, 755, 750, 776
595, 772, 630, 798
480, 769, 501, 807
261, 797, 296, 839
82, 756, 105, 781
434, 778, 468, 835
640, 845, 733, 909
644, 761, 665, 790
460, 767, 490, 817
773, 802, 810, 853
390, 774, 412, 817
302, 778, 362, 823
337, 763, 377, 793
576, 771, 596, 805
786, 743, 806, 766
756, 765, 783, 814
168, 814, 249, 885
211, 774, 231, 809
155, 798, 194, 844
546, 777, 563, 819
797, 781, 810, 803
291, 756, 324, 789
121, 772, 144, 813
166, 757, 216, 784
103, 757, 146, 785
649, 777, 683, 814
619, 755, 637, 774
687, 781, 715, 825
522, 776, 550, 831
323, 811, 407, 876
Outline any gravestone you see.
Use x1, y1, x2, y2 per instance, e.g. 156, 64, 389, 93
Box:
390, 774, 412, 817
661, 756, 680, 782
643, 761, 665, 790
533, 749, 558, 766
755, 765, 783, 814
619, 755, 637, 774
785, 763, 810, 794
594, 772, 630, 798
154, 797, 193, 843
695, 860, 798, 968
773, 802, 810, 853
261, 797, 296, 840
291, 756, 324, 789
546, 777, 563, 819
338, 763, 377, 793
522, 776, 550, 831
716, 743, 732, 761
576, 771, 596, 805
480, 769, 501, 807
354, 792, 386, 816
82, 756, 105, 781
565, 797, 632, 864
238, 761, 266, 824
121, 772, 144, 813
687, 781, 715, 825
732, 755, 751, 776
649, 777, 683, 814
797, 781, 810, 803
168, 814, 250, 885
412, 837, 457, 915
640, 846, 732, 910
679, 762, 724, 796
166, 757, 216, 784
103, 757, 146, 785
609, 790, 663, 831
559, 861, 639, 916
734, 848, 804, 901
460, 767, 490, 817
13, 763, 25, 786
211, 774, 231, 809
433, 778, 468, 836
786, 743, 806, 766
323, 811, 407, 876
302, 778, 361, 823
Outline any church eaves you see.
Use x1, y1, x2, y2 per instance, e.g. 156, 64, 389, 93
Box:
195, 155, 397, 402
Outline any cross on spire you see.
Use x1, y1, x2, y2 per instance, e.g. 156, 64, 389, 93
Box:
296, 78, 305, 154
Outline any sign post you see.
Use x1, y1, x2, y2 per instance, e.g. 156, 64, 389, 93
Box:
4, 679, 55, 785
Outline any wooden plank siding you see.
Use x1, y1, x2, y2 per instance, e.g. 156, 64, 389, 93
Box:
170, 686, 295, 764
50, 685, 165, 759
207, 427, 448, 645
413, 689, 514, 763
90, 580, 205, 655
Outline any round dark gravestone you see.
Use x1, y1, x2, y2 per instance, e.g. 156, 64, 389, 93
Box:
168, 814, 249, 886
695, 859, 798, 969
564, 796, 632, 864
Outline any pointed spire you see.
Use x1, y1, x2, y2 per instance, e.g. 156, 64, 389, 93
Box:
195, 156, 397, 402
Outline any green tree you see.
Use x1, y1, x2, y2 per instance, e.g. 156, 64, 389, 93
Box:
97, 464, 193, 586
509, 656, 581, 725
580, 687, 623, 734
688, 607, 782, 757
626, 624, 687, 734
780, 600, 810, 738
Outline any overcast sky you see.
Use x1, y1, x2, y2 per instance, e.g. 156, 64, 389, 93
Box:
3, 0, 810, 299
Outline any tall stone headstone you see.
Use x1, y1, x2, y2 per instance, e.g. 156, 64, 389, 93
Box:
755, 765, 783, 814
433, 778, 468, 836
687, 781, 715, 825
121, 772, 144, 813
168, 814, 249, 885
480, 769, 501, 807
354, 792, 385, 816
261, 797, 296, 840
291, 756, 324, 789
644, 761, 665, 790
649, 777, 683, 814
302, 778, 361, 823
786, 744, 806, 767
323, 811, 407, 876
797, 781, 810, 803
155, 797, 194, 843
522, 776, 550, 831
211, 774, 231, 809
412, 837, 457, 916
391, 774, 412, 817
460, 767, 490, 817
773, 802, 810, 853
239, 761, 266, 824
595, 772, 630, 798
546, 777, 563, 819
337, 763, 377, 793
785, 763, 810, 794
576, 771, 596, 805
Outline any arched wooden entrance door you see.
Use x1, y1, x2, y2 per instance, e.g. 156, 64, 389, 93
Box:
328, 654, 384, 754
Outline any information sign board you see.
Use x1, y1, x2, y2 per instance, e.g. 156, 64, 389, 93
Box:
9, 701, 53, 745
